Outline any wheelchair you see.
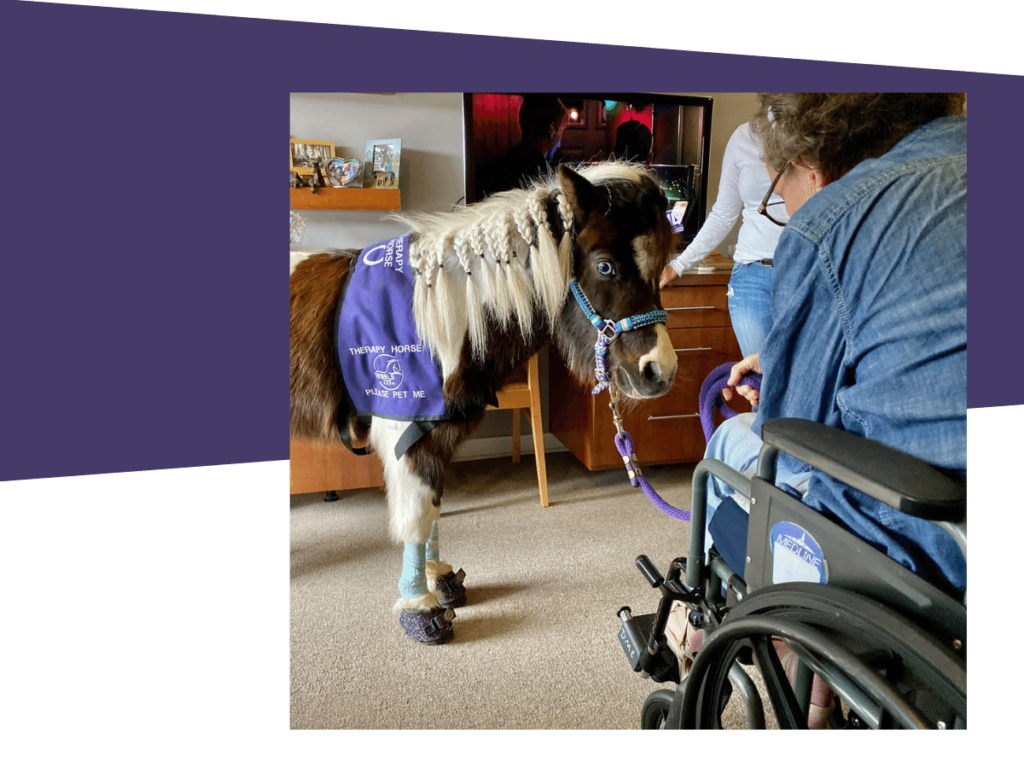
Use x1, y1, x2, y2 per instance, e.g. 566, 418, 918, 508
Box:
617, 417, 967, 729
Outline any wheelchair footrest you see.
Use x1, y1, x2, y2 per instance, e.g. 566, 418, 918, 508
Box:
616, 608, 681, 684
617, 609, 655, 672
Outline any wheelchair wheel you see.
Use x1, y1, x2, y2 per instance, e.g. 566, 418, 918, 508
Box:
641, 689, 675, 729
679, 583, 966, 729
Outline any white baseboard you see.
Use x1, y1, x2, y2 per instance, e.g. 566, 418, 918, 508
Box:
451, 433, 568, 463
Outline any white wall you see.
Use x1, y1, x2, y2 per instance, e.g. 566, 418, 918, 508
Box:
289, 92, 466, 252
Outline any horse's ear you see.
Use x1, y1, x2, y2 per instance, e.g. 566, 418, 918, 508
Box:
557, 165, 602, 228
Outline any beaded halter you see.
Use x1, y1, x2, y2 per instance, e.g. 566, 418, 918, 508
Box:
569, 279, 669, 395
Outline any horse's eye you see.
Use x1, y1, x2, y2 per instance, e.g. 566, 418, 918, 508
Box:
597, 261, 616, 277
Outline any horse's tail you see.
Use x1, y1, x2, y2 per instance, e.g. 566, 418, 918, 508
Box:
290, 249, 367, 447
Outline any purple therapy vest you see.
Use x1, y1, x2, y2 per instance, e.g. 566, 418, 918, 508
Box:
336, 234, 475, 458
337, 234, 448, 420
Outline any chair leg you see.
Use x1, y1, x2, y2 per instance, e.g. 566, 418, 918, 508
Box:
526, 403, 549, 508
511, 408, 522, 463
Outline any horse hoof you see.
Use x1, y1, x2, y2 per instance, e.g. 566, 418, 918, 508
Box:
399, 607, 456, 645
434, 567, 467, 609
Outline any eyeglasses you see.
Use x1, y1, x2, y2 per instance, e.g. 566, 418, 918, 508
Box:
758, 164, 789, 227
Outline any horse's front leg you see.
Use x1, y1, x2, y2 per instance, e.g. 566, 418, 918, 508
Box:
371, 418, 467, 644
424, 522, 466, 608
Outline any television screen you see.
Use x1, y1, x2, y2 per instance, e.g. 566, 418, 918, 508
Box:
462, 92, 713, 243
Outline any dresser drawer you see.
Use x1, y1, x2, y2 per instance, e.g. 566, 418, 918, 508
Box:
617, 406, 709, 466
290, 438, 384, 494
660, 284, 731, 329
668, 327, 741, 359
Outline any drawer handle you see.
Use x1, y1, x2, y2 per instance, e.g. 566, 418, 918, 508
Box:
673, 347, 712, 353
647, 413, 700, 421
665, 306, 715, 311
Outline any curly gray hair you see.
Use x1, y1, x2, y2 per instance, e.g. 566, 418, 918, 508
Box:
750, 93, 966, 179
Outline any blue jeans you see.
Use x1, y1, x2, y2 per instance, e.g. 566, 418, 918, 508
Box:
726, 262, 775, 358
702, 413, 811, 552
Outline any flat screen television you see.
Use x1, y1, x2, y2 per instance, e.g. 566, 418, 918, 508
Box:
462, 92, 714, 243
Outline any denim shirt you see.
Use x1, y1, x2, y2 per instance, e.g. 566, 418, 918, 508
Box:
753, 116, 967, 593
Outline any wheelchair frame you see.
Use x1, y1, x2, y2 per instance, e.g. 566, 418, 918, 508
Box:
618, 418, 967, 729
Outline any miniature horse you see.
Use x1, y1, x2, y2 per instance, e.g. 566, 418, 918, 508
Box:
290, 162, 678, 644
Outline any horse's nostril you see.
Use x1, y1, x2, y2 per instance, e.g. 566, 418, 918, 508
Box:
643, 360, 662, 383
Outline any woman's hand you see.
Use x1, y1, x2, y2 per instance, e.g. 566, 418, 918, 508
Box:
659, 264, 679, 289
722, 353, 762, 407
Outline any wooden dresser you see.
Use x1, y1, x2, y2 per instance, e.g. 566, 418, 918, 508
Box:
549, 267, 746, 470
290, 438, 384, 494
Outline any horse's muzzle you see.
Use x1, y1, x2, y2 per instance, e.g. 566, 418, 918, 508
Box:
618, 325, 677, 399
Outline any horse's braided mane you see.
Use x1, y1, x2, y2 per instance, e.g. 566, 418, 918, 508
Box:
392, 161, 653, 379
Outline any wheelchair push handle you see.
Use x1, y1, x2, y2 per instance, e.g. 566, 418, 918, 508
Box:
635, 555, 664, 587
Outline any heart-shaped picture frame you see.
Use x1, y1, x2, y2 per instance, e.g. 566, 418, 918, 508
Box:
326, 157, 362, 187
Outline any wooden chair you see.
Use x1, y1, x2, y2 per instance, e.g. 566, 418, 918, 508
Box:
487, 353, 549, 507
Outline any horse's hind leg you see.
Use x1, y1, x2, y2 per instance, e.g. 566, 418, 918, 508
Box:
371, 418, 460, 644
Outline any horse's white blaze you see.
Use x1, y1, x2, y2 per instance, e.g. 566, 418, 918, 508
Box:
631, 234, 662, 283
639, 324, 677, 386
370, 418, 440, 544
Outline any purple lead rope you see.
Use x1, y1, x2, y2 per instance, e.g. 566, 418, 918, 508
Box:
611, 362, 761, 521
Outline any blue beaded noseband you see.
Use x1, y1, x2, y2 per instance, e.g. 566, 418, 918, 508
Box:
569, 279, 669, 395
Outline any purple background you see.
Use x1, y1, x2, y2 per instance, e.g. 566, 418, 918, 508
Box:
2, 0, 1015, 733
0, 2, 1014, 481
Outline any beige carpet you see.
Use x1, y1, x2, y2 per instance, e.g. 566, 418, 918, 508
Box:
291, 451, 769, 730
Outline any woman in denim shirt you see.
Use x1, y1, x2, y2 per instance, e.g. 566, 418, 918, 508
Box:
708, 93, 967, 595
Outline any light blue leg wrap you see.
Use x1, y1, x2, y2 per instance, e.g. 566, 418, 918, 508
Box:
425, 522, 439, 563
398, 541, 427, 599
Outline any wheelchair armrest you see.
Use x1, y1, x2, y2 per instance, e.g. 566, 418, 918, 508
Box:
759, 418, 965, 523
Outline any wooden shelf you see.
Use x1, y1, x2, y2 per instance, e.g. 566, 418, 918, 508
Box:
290, 186, 401, 211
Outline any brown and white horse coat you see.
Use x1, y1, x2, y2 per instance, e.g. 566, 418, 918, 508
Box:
290, 162, 677, 641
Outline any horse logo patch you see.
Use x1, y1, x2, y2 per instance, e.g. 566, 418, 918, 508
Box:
373, 354, 404, 391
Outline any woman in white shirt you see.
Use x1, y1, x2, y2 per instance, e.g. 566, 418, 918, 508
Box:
659, 122, 788, 357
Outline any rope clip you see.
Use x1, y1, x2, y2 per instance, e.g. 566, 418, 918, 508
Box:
609, 399, 643, 485
609, 399, 625, 436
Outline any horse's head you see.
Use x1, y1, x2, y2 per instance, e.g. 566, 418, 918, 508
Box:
554, 163, 677, 400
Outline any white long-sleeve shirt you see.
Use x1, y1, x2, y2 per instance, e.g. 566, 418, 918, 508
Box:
668, 122, 788, 275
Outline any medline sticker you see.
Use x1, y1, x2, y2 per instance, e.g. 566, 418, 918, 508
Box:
770, 521, 828, 585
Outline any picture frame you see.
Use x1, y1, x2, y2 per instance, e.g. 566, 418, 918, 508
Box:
364, 138, 401, 189
290, 139, 335, 175
325, 157, 363, 188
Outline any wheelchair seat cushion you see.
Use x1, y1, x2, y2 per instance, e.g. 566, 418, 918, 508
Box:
708, 496, 750, 578
708, 483, 802, 581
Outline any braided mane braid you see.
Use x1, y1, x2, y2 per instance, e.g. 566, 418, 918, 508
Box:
396, 161, 650, 380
